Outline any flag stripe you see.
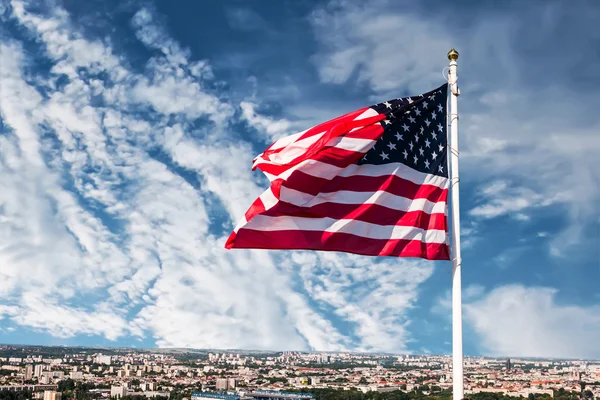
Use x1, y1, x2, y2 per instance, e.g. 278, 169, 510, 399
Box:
227, 229, 450, 260
261, 202, 447, 231
255, 124, 383, 177
240, 214, 447, 243
282, 169, 447, 201
279, 186, 448, 215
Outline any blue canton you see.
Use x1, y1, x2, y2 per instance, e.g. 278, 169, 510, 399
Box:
358, 84, 448, 178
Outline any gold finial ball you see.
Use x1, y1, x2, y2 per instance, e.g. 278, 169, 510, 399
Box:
447, 48, 459, 61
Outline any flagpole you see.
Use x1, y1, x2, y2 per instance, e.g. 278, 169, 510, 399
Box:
447, 48, 464, 400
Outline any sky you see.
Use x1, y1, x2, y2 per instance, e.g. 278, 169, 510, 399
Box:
0, 0, 599, 359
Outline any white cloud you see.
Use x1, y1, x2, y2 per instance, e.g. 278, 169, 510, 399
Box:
0, 0, 435, 352
240, 101, 292, 141
465, 285, 600, 359
469, 180, 558, 220
310, 0, 452, 97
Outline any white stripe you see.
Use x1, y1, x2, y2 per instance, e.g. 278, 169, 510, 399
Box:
268, 128, 309, 151
354, 108, 379, 120
279, 187, 447, 215
253, 107, 380, 170
243, 215, 447, 243
324, 136, 375, 153
277, 160, 448, 189
254, 131, 324, 168
260, 188, 278, 211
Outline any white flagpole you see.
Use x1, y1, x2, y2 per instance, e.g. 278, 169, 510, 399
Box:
447, 48, 464, 400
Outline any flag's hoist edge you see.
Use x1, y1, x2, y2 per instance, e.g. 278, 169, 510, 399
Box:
226, 84, 450, 260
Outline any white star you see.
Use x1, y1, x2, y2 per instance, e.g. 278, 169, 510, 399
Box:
431, 111, 437, 120
389, 112, 396, 119
419, 147, 424, 156
380, 151, 389, 160
408, 116, 416, 123
402, 149, 408, 159
439, 143, 444, 152
362, 154, 368, 161
437, 123, 443, 132
383, 119, 391, 125
424, 159, 430, 169
402, 124, 409, 132
431, 131, 437, 140
387, 142, 396, 150
425, 119, 431, 127
395, 132, 403, 141
407, 98, 413, 104
432, 151, 438, 160
425, 138, 431, 148
409, 142, 414, 151
413, 155, 419, 164
420, 126, 424, 134
438, 165, 444, 173
383, 101, 392, 109
415, 109, 421, 116
415, 135, 420, 143
437, 103, 443, 112
429, 94, 435, 100
422, 100, 429, 109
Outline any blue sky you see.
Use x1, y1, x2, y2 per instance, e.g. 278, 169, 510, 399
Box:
0, 0, 599, 359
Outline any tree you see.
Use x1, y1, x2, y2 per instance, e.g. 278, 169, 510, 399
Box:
58, 378, 76, 392
359, 377, 368, 385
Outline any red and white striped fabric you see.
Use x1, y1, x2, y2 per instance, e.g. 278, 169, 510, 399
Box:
226, 85, 450, 260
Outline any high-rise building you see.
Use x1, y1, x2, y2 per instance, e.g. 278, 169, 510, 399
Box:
70, 371, 83, 380
227, 378, 237, 389
216, 378, 229, 391
506, 359, 511, 371
110, 386, 127, 399
24, 365, 33, 380
43, 391, 62, 400
34, 364, 44, 378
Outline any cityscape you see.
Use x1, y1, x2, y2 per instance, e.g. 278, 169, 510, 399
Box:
1, 346, 599, 400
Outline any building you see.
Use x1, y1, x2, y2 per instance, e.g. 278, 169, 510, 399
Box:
250, 391, 316, 400
43, 391, 62, 400
34, 365, 44, 378
70, 371, 83, 380
111, 386, 128, 399
144, 391, 171, 398
95, 355, 112, 365
0, 385, 58, 393
25, 365, 33, 380
192, 393, 240, 400
216, 378, 229, 391
506, 359, 511, 371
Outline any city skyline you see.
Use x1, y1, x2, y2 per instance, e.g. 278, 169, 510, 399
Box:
0, 0, 599, 359
1, 345, 600, 399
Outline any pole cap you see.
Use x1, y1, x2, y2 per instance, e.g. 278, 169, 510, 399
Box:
447, 48, 459, 61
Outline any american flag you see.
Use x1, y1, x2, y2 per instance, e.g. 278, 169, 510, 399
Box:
226, 84, 450, 260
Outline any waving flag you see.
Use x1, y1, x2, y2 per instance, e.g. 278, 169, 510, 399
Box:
226, 84, 450, 260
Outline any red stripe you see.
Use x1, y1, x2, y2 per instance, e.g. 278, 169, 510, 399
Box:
256, 123, 384, 176
244, 197, 266, 221
262, 108, 368, 155
229, 229, 450, 260
283, 170, 448, 202
262, 202, 447, 231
